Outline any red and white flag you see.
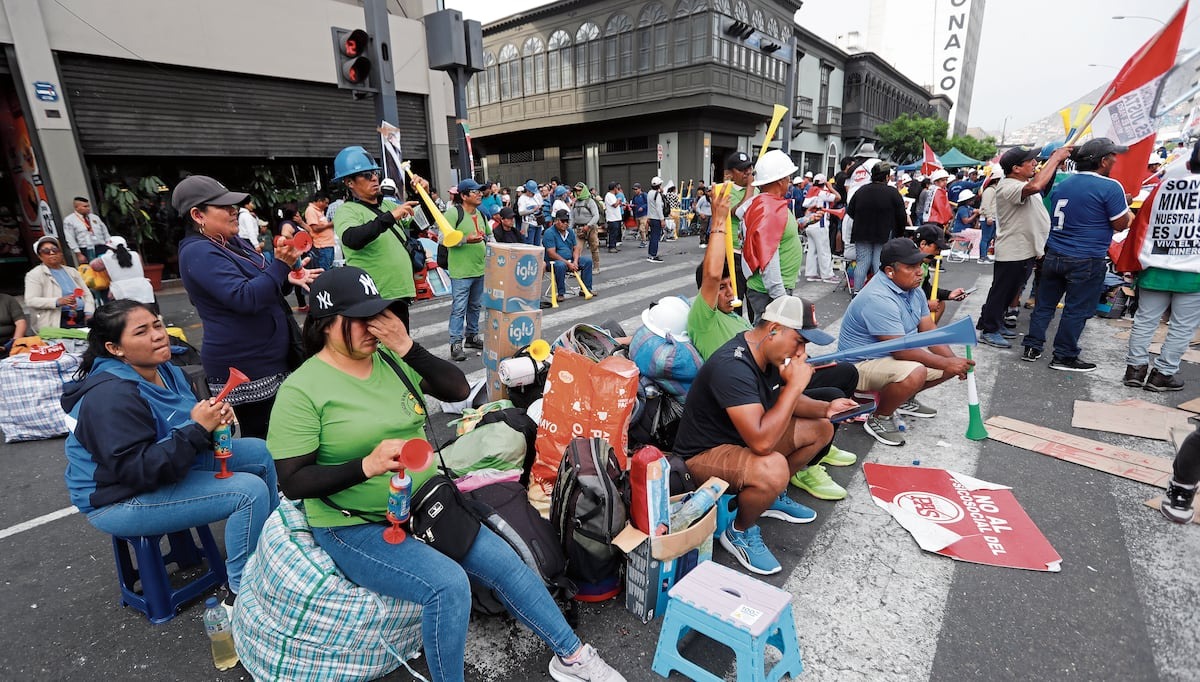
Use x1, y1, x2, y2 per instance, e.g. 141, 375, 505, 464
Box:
1088, 1, 1188, 195
920, 139, 942, 177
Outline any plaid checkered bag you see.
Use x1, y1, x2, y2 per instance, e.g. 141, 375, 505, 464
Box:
0, 353, 80, 443
232, 497, 424, 682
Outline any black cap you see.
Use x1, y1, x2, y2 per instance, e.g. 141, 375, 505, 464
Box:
632, 182, 642, 189
607, 181, 619, 191
725, 151, 754, 171
554, 209, 571, 221
1073, 137, 1130, 163
171, 175, 249, 215
999, 146, 1042, 174
880, 237, 927, 267
914, 224, 949, 249
497, 206, 516, 219
308, 266, 397, 319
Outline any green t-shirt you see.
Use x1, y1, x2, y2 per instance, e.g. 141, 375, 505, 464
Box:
333, 200, 415, 299
747, 211, 803, 294
267, 349, 430, 528
443, 206, 491, 279
727, 184, 747, 250
1138, 266, 1200, 293
687, 294, 751, 361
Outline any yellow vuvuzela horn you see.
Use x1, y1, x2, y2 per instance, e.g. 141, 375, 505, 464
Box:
401, 163, 463, 247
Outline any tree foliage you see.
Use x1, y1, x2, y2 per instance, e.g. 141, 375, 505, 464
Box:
874, 113, 997, 164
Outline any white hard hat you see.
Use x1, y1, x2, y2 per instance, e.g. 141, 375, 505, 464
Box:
804, 171, 814, 178
752, 149, 799, 186
1149, 154, 1167, 165
813, 173, 827, 183
651, 176, 663, 187
958, 189, 975, 202
380, 178, 398, 191
641, 295, 691, 343
929, 169, 952, 182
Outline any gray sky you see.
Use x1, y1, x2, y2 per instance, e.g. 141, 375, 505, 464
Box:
446, 0, 1200, 135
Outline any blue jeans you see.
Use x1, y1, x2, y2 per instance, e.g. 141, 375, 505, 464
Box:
86, 438, 278, 593
449, 275, 483, 343
1126, 288, 1200, 375
648, 219, 662, 256
314, 523, 579, 682
606, 220, 622, 250
979, 220, 996, 259
853, 241, 886, 293
525, 224, 544, 246
549, 258, 593, 293
310, 246, 335, 271
1022, 251, 1108, 359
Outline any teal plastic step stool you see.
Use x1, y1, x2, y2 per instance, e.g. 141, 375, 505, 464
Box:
652, 561, 804, 681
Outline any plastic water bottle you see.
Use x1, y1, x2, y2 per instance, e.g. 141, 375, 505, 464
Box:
669, 482, 722, 532
388, 471, 413, 524
203, 597, 239, 671
894, 414, 907, 433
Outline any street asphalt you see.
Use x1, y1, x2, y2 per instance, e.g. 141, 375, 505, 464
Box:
1, 236, 1196, 681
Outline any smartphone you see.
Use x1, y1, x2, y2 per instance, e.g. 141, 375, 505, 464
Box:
831, 400, 876, 423
961, 286, 978, 296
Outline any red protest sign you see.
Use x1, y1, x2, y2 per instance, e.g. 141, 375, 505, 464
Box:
864, 463, 1062, 572
27, 342, 66, 362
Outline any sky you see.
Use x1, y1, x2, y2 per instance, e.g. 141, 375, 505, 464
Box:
444, 0, 1200, 135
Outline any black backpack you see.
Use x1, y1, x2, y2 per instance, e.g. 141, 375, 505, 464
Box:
627, 377, 685, 453
550, 437, 628, 588
464, 481, 578, 623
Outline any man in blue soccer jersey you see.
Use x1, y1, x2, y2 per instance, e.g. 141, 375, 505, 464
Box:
1020, 138, 1132, 371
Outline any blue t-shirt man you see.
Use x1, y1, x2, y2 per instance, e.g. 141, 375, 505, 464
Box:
947, 178, 982, 203
836, 266, 929, 362
951, 204, 976, 234
1045, 172, 1130, 258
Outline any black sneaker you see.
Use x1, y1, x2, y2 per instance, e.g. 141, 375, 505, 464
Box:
646, 256, 664, 263
450, 341, 466, 362
1021, 346, 1042, 362
464, 335, 484, 350
1122, 364, 1148, 387
1160, 479, 1196, 524
1144, 369, 1184, 392
1003, 308, 1019, 329
1049, 356, 1096, 372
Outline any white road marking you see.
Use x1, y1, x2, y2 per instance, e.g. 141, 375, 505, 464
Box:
0, 506, 78, 541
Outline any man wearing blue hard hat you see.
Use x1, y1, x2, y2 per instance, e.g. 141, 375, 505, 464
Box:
330, 146, 422, 327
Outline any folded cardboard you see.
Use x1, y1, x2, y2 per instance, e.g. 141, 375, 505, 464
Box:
483, 242, 545, 312
615, 477, 728, 622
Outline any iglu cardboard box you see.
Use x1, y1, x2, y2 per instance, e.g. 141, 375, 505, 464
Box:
483, 309, 541, 400
483, 242, 544, 312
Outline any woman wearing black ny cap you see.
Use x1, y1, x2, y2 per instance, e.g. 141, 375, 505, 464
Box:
174, 175, 320, 439
266, 267, 625, 682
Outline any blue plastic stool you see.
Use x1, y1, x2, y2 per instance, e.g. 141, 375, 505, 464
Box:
111, 525, 227, 624
713, 494, 738, 539
652, 561, 804, 682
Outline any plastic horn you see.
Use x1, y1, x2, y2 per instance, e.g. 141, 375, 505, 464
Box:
548, 269, 559, 307
757, 104, 790, 161
719, 182, 742, 308
824, 207, 846, 221
964, 345, 989, 441
212, 367, 249, 404
573, 270, 594, 299
527, 339, 551, 363
274, 231, 312, 252
401, 163, 463, 247
399, 438, 435, 472
807, 317, 978, 365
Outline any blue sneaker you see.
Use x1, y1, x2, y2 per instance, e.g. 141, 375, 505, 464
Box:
719, 525, 781, 575
761, 492, 816, 524
979, 331, 1011, 348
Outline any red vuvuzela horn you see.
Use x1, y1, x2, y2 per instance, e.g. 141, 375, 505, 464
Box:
212, 367, 249, 403
275, 231, 312, 252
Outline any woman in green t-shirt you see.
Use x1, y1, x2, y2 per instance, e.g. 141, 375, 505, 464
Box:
267, 267, 623, 682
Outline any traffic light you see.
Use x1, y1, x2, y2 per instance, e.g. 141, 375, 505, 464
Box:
332, 27, 374, 92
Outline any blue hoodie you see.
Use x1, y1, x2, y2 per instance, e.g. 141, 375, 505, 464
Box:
62, 358, 211, 514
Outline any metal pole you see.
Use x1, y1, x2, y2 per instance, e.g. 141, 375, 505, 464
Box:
450, 67, 474, 178
363, 0, 399, 127
782, 35, 798, 155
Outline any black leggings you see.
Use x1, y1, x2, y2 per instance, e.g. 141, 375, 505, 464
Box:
232, 396, 276, 440
1175, 429, 1200, 485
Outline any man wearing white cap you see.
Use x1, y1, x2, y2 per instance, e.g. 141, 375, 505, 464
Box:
922, 169, 953, 226
738, 150, 804, 318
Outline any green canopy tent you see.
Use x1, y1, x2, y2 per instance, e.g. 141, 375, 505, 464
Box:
939, 147, 983, 169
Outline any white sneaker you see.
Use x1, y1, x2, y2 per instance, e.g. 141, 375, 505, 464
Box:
549, 644, 626, 681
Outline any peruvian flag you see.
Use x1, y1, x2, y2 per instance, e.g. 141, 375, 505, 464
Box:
921, 140, 942, 177
1088, 1, 1188, 195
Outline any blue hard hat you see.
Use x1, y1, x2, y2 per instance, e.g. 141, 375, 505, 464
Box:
524, 180, 538, 194
554, 185, 568, 197
1037, 140, 1063, 160
332, 146, 381, 182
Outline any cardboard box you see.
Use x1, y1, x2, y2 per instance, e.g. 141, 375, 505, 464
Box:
483, 309, 542, 371
614, 477, 728, 623
485, 366, 507, 402
483, 243, 545, 312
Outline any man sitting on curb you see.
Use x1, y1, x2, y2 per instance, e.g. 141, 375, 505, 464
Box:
689, 187, 859, 477
674, 296, 858, 575
543, 209, 595, 301
837, 237, 973, 446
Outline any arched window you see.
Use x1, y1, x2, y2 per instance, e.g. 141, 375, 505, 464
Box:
638, 3, 669, 71
548, 29, 572, 90
768, 17, 781, 40
605, 14, 634, 78
522, 36, 546, 95
734, 1, 749, 22
575, 22, 601, 85
498, 43, 520, 100
483, 52, 498, 104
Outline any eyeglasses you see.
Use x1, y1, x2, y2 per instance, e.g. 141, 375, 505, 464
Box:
39, 247, 60, 255
352, 170, 380, 181
466, 189, 482, 195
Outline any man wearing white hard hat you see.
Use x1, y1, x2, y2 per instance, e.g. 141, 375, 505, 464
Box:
737, 150, 804, 319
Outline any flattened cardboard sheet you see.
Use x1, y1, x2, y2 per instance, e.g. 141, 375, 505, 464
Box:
1071, 400, 1191, 441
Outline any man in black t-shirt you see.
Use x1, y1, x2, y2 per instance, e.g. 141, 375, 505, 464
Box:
675, 296, 857, 575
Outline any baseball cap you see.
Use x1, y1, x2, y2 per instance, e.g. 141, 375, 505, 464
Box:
724, 151, 754, 171
1073, 137, 1129, 163
760, 296, 835, 346
651, 176, 663, 187
880, 237, 927, 267
171, 175, 249, 215
632, 182, 642, 189
914, 224, 949, 249
554, 209, 571, 221
814, 173, 827, 183
308, 266, 397, 320
456, 179, 483, 194
497, 206, 516, 219
34, 235, 59, 251
1000, 146, 1042, 173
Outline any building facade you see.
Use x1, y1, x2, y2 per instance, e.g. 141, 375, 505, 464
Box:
0, 0, 455, 291
841, 52, 954, 154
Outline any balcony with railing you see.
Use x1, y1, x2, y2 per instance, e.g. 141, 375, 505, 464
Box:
794, 96, 813, 122
817, 105, 841, 134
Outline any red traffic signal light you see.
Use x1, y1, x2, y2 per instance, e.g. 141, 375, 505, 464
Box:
332, 27, 374, 91
343, 29, 369, 58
